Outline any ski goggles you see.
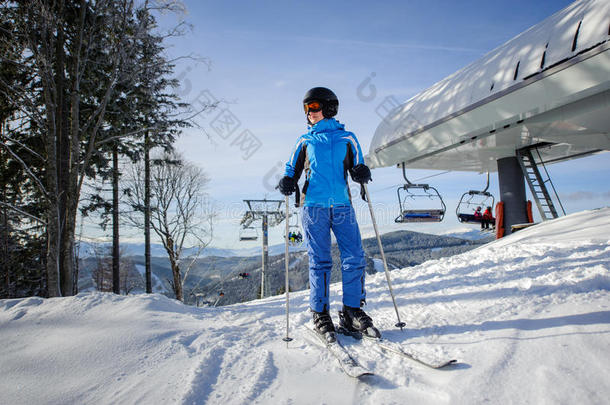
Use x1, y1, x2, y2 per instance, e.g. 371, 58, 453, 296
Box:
303, 101, 322, 113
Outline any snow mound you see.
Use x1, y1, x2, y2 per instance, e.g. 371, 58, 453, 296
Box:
1, 208, 609, 404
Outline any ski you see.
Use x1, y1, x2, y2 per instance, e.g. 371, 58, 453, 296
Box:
304, 326, 374, 379
336, 326, 457, 369
371, 338, 457, 369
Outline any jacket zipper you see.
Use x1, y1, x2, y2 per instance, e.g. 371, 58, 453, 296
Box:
330, 134, 335, 207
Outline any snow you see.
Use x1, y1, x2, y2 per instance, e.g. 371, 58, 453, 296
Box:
1, 208, 609, 404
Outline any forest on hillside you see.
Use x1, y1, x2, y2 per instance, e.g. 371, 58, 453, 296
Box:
76, 230, 491, 306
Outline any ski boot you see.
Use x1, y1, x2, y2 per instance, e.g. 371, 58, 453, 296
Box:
338, 305, 381, 340
312, 310, 336, 343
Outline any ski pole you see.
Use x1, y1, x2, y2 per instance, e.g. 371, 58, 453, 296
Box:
363, 183, 406, 329
283, 195, 293, 342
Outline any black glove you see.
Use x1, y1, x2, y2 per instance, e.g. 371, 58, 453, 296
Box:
350, 164, 372, 184
277, 176, 296, 195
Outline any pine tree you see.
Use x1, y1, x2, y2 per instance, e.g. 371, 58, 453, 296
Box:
0, 4, 46, 297
0, 1, 203, 298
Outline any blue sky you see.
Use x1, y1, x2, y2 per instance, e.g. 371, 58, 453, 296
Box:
109, 0, 608, 249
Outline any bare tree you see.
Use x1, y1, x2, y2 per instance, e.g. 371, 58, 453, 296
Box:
124, 152, 213, 301
91, 244, 113, 293
90, 243, 138, 294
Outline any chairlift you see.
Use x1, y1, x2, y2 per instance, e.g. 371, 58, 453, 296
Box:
395, 163, 446, 223
239, 225, 258, 241
456, 172, 496, 224
286, 212, 304, 247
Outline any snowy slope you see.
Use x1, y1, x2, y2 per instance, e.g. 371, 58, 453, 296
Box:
1, 208, 609, 405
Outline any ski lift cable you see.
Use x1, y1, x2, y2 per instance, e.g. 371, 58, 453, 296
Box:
200, 255, 254, 297
367, 170, 451, 194
415, 170, 451, 182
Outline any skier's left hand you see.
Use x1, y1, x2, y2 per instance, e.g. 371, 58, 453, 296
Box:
350, 164, 372, 184
277, 176, 297, 195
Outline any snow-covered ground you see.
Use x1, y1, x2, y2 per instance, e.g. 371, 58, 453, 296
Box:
1, 208, 609, 405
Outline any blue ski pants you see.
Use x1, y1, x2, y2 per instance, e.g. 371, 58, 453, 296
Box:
302, 205, 366, 312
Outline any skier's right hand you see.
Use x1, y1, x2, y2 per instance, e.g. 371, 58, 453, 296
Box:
350, 164, 372, 184
277, 176, 296, 196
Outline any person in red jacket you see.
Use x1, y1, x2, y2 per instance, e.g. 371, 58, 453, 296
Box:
474, 206, 483, 221
482, 206, 494, 230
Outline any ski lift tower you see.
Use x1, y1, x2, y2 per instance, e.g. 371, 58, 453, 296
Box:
240, 199, 285, 299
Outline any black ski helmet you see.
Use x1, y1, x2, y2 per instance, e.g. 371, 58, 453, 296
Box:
303, 87, 339, 118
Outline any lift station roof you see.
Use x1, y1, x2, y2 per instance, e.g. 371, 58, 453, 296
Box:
366, 0, 610, 173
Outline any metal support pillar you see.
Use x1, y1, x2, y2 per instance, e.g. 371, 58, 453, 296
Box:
497, 156, 529, 236
261, 214, 268, 298
240, 199, 284, 300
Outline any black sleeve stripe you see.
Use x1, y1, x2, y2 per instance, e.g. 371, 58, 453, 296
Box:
293, 144, 307, 181
343, 143, 354, 180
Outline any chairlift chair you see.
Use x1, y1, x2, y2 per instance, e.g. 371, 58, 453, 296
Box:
239, 225, 258, 241
285, 212, 304, 247
395, 163, 446, 223
456, 172, 495, 224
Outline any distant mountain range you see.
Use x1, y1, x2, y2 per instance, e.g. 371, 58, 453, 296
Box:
76, 240, 306, 259
77, 228, 489, 259
441, 227, 496, 241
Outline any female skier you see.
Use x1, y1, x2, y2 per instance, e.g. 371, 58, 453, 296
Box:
278, 87, 380, 342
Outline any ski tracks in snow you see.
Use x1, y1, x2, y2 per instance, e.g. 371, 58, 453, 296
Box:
2, 210, 608, 405
182, 341, 277, 405
180, 310, 280, 405
343, 236, 610, 403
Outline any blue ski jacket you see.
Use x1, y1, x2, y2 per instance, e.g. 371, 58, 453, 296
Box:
284, 118, 365, 207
